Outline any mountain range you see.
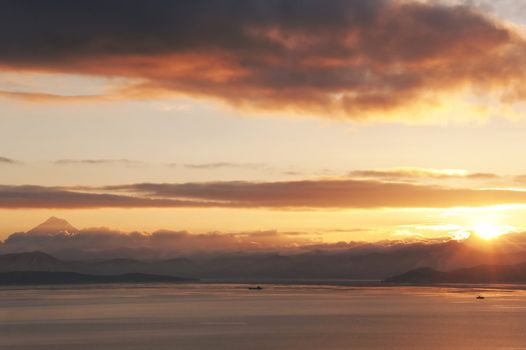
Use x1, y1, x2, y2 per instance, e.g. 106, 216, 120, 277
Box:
384, 262, 526, 284
2, 217, 526, 281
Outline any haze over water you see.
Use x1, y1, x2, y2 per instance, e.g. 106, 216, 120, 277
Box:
1, 284, 526, 350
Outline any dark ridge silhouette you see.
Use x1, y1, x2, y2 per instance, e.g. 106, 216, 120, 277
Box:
384, 262, 526, 284
0, 271, 194, 286
7, 217, 526, 280
0, 244, 520, 281
6, 218, 526, 281
0, 251, 71, 272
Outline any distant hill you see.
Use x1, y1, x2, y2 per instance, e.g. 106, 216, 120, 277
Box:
0, 251, 195, 283
0, 245, 486, 280
0, 251, 71, 272
384, 262, 526, 284
0, 271, 193, 286
2, 244, 526, 281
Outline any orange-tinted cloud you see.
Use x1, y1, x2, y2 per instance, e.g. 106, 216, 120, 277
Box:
105, 180, 526, 209
0, 90, 109, 103
350, 167, 499, 180
3, 179, 526, 209
1, 0, 526, 120
0, 217, 452, 259
3, 226, 309, 257
0, 185, 215, 209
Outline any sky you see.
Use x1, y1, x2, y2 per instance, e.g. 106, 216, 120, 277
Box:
2, 0, 526, 245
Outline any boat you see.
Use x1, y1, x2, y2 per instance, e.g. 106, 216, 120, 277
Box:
248, 286, 263, 290
476, 295, 485, 300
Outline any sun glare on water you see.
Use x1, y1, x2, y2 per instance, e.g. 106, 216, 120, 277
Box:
472, 222, 506, 240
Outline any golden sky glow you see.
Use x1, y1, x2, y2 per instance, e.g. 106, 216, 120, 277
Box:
2, 0, 526, 249
471, 222, 507, 240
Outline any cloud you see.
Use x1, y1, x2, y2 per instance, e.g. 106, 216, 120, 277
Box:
4, 178, 526, 209
0, 156, 19, 165
0, 0, 525, 121
183, 162, 267, 170
0, 216, 461, 260
2, 224, 313, 256
350, 167, 499, 180
282, 170, 305, 176
0, 90, 109, 102
54, 159, 143, 167
105, 180, 526, 209
0, 185, 215, 209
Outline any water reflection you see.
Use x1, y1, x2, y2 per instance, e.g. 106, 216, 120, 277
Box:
1, 283, 526, 349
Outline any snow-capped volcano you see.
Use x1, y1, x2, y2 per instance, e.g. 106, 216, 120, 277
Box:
27, 217, 79, 235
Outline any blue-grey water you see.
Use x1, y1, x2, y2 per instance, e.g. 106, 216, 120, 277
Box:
1, 283, 526, 349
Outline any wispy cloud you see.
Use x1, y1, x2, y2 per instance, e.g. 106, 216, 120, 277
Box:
0, 90, 110, 102
350, 167, 499, 180
0, 156, 19, 165
54, 159, 144, 167
183, 162, 267, 170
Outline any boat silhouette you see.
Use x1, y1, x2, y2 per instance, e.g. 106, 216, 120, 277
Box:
248, 286, 263, 290
476, 295, 485, 300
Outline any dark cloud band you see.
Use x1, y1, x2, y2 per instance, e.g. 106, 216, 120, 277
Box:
0, 0, 524, 120
2, 179, 526, 209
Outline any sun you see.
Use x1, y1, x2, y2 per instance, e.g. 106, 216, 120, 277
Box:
472, 222, 505, 240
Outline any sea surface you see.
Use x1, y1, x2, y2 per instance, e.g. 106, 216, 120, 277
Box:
1, 283, 526, 349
